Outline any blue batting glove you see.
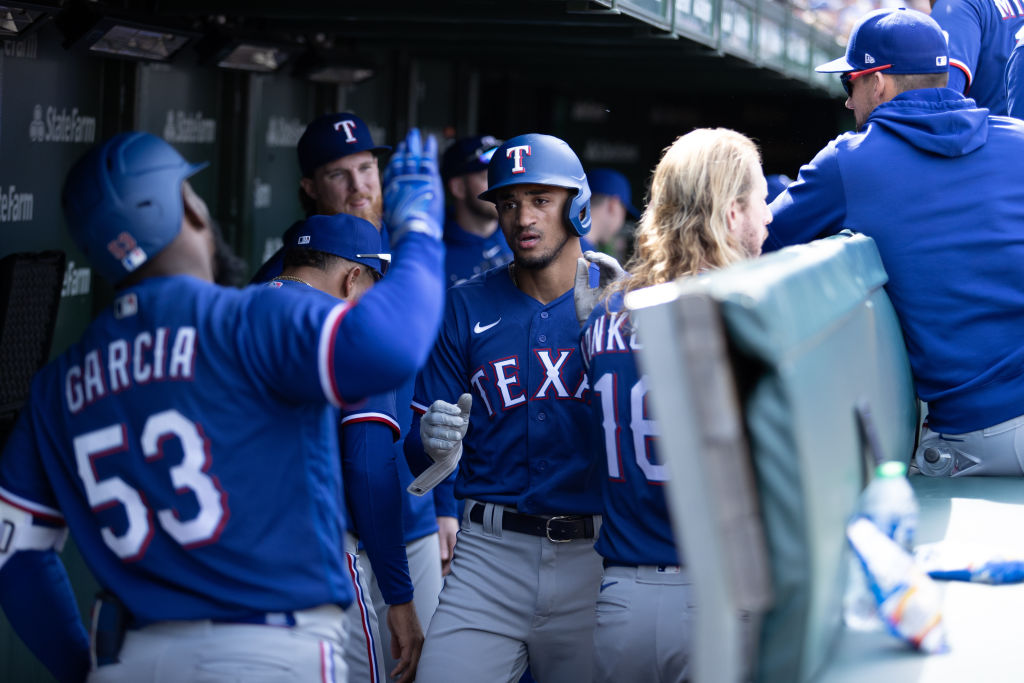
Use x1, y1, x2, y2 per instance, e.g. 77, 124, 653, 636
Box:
383, 128, 443, 247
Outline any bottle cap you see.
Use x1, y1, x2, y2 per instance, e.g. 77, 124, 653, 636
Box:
876, 460, 908, 478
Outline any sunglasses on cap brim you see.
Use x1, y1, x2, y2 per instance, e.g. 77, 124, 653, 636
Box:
840, 64, 892, 96
356, 252, 391, 280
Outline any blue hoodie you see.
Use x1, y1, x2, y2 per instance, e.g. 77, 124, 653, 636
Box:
767, 88, 1024, 433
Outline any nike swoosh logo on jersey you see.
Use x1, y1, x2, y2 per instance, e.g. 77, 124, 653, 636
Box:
474, 318, 501, 334
483, 245, 502, 259
599, 580, 619, 592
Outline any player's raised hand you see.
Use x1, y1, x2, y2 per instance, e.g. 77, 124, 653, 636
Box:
574, 250, 627, 326
383, 128, 444, 247
420, 393, 473, 462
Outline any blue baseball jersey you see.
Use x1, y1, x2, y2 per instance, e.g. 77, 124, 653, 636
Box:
581, 292, 681, 567
442, 215, 512, 286
0, 276, 365, 625
271, 277, 414, 606
932, 0, 1024, 114
408, 266, 601, 515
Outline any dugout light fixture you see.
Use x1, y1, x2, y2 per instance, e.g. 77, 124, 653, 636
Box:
292, 47, 375, 85
197, 31, 297, 73
56, 4, 194, 62
0, 4, 49, 37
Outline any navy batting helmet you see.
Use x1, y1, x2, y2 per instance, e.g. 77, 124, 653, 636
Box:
62, 132, 208, 285
479, 133, 592, 236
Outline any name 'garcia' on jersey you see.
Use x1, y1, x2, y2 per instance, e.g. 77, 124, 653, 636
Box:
581, 310, 641, 368
64, 326, 198, 414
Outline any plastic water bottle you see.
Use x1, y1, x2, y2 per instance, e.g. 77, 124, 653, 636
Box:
843, 460, 919, 630
847, 517, 948, 653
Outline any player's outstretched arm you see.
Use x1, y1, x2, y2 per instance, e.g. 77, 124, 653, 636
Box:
327, 128, 447, 403
0, 501, 88, 683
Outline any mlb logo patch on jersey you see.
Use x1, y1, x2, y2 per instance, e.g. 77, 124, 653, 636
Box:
267, 281, 284, 288
114, 292, 138, 319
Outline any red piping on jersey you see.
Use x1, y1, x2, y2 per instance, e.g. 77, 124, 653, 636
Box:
949, 58, 972, 92
341, 414, 401, 442
323, 302, 353, 407
0, 488, 65, 524
346, 553, 380, 683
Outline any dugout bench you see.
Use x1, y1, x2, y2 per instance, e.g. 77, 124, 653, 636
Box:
628, 232, 1024, 682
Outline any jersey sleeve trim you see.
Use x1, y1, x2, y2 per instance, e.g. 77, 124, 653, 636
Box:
318, 301, 354, 408
340, 413, 401, 441
949, 58, 973, 90
0, 486, 64, 523
410, 400, 428, 415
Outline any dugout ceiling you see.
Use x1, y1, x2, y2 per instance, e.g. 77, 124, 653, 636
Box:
14, 0, 846, 96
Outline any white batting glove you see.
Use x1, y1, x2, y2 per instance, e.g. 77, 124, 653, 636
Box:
574, 250, 627, 327
409, 394, 472, 496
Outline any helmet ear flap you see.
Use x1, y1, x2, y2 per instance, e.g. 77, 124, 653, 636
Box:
567, 181, 592, 236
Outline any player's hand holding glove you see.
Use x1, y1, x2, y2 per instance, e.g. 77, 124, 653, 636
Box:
383, 128, 444, 248
574, 250, 627, 327
408, 394, 473, 496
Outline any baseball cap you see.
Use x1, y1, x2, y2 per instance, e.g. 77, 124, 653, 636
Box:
285, 213, 390, 278
441, 135, 503, 182
297, 112, 390, 177
586, 168, 639, 219
815, 8, 948, 75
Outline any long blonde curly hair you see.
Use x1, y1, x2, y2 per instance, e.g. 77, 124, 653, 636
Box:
618, 128, 761, 294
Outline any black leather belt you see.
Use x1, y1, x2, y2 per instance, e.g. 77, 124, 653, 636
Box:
469, 502, 595, 542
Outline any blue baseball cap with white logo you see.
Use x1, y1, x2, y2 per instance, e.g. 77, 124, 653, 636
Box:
586, 168, 639, 219
816, 8, 948, 74
297, 112, 390, 177
285, 213, 389, 278
441, 135, 503, 182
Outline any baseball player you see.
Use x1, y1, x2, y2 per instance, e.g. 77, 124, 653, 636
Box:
930, 0, 1024, 115
253, 111, 453, 679
270, 213, 423, 683
406, 133, 604, 682
0, 128, 445, 682
440, 134, 512, 286
768, 8, 1024, 476
251, 111, 389, 283
577, 128, 771, 683
585, 167, 639, 261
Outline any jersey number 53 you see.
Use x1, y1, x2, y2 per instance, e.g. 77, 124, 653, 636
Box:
73, 409, 228, 561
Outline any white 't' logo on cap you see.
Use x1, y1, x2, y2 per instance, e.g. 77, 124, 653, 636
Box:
334, 119, 359, 143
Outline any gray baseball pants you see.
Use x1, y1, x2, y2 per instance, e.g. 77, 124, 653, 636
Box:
415, 500, 603, 683
593, 564, 693, 683
88, 605, 347, 682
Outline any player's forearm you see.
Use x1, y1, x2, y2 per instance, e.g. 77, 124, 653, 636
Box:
332, 233, 445, 402
0, 550, 89, 683
403, 412, 434, 476
343, 423, 415, 605
432, 474, 459, 518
